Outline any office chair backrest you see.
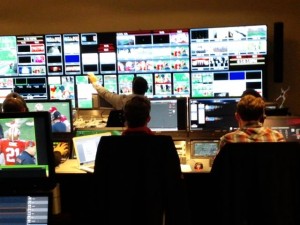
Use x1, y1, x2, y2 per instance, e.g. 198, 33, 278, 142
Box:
92, 135, 190, 225
210, 142, 300, 225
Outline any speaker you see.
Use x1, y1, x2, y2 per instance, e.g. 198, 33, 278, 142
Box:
274, 22, 284, 83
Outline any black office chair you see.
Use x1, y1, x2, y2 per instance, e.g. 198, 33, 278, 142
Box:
92, 135, 191, 225
210, 142, 300, 225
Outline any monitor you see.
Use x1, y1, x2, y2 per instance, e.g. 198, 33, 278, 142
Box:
189, 97, 239, 131
264, 116, 300, 141
0, 193, 52, 225
189, 139, 219, 170
25, 99, 73, 134
190, 140, 219, 158
0, 111, 56, 191
148, 97, 187, 131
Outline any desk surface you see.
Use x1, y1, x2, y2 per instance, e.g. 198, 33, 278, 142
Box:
56, 159, 86, 174
55, 159, 210, 174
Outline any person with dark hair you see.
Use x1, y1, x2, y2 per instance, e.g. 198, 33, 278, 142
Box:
2, 92, 29, 113
218, 94, 285, 151
88, 72, 148, 110
122, 96, 154, 135
241, 89, 262, 98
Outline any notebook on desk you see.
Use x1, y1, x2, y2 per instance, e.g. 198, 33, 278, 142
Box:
73, 133, 111, 173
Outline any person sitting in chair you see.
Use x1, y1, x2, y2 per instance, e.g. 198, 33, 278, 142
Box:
122, 96, 154, 136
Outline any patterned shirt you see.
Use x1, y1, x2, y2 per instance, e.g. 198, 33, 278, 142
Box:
218, 121, 285, 152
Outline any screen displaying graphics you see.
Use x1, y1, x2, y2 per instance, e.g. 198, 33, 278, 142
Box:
45, 34, 63, 75
48, 76, 75, 107
190, 140, 219, 158
0, 36, 18, 76
26, 99, 73, 133
148, 97, 187, 131
63, 34, 81, 75
17, 35, 46, 76
116, 29, 189, 74
14, 77, 48, 100
189, 97, 239, 131
0, 24, 268, 108
190, 25, 267, 98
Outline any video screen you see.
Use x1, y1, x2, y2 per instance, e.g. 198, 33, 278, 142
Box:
191, 140, 219, 158
0, 36, 18, 76
148, 97, 187, 131
189, 97, 239, 131
0, 112, 56, 191
190, 25, 267, 98
26, 99, 73, 133
13, 77, 48, 100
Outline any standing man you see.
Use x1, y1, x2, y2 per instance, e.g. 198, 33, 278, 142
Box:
88, 73, 148, 110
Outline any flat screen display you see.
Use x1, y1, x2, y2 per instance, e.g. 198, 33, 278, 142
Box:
190, 25, 267, 98
26, 99, 73, 133
0, 112, 56, 191
189, 97, 239, 131
148, 97, 187, 131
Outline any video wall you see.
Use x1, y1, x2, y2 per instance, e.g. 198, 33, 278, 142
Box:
0, 25, 267, 108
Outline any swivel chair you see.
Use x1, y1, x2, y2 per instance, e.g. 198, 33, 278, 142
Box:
210, 142, 300, 225
92, 135, 191, 225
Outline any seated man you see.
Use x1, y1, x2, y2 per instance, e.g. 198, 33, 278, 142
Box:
122, 95, 154, 136
218, 94, 285, 151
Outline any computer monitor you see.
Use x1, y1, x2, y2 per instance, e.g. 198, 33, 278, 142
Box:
0, 193, 52, 225
0, 111, 56, 191
148, 97, 187, 131
26, 99, 73, 134
189, 97, 239, 131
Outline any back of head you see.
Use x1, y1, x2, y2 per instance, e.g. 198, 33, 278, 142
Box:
2, 93, 29, 113
124, 96, 151, 128
132, 76, 148, 95
237, 95, 265, 121
241, 89, 262, 98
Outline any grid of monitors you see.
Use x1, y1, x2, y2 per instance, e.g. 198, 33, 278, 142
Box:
189, 97, 240, 131
0, 25, 267, 109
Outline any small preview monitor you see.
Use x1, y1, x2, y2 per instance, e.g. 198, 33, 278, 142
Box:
0, 111, 56, 191
190, 140, 219, 158
26, 99, 73, 134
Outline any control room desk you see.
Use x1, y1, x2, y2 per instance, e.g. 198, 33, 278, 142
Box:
55, 159, 214, 225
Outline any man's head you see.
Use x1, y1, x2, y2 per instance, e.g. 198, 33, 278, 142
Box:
2, 92, 29, 113
124, 96, 151, 128
236, 95, 265, 122
132, 76, 148, 95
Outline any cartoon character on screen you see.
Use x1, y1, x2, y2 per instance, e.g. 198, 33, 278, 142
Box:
0, 127, 36, 165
